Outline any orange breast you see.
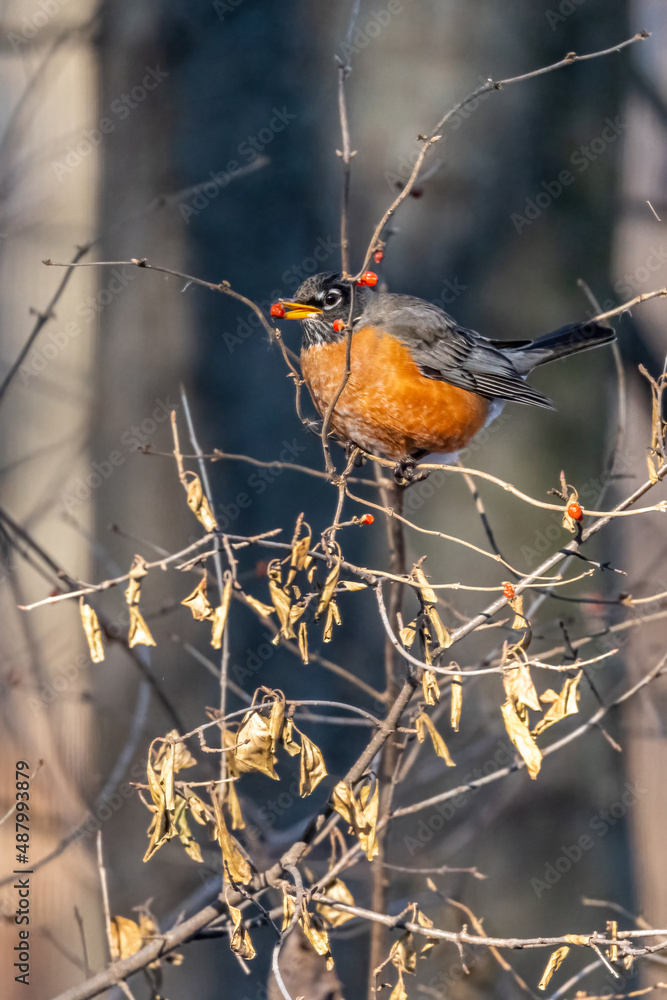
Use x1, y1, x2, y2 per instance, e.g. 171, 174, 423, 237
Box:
300, 326, 489, 461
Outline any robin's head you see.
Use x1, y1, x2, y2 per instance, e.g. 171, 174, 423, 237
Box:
271, 272, 374, 348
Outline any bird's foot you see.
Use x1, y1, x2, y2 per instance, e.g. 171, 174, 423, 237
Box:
394, 458, 429, 486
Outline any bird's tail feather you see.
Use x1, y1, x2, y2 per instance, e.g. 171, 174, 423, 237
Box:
507, 320, 615, 373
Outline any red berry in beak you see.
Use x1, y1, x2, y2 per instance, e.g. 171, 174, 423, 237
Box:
333, 319, 345, 332
270, 302, 285, 318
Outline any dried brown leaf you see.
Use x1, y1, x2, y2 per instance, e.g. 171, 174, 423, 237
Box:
281, 718, 301, 757
315, 879, 355, 928
389, 972, 408, 1000
503, 661, 541, 713
315, 560, 340, 620
415, 713, 455, 766
450, 666, 462, 730
500, 699, 542, 779
79, 598, 104, 663
509, 592, 528, 630
211, 576, 233, 650
228, 901, 256, 960
181, 576, 214, 622
399, 619, 417, 648
425, 605, 451, 649
532, 671, 582, 737
186, 475, 218, 531
128, 605, 156, 648
287, 529, 313, 586
538, 946, 570, 990
298, 620, 309, 664
422, 669, 440, 707
412, 564, 438, 606
211, 792, 252, 884
244, 593, 275, 618
110, 916, 142, 961
234, 711, 278, 779
299, 731, 327, 796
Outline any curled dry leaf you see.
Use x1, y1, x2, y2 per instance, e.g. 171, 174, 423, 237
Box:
389, 972, 408, 1000
322, 600, 341, 643
331, 779, 379, 859
281, 717, 301, 757
315, 559, 341, 620
228, 901, 256, 960
422, 669, 440, 707
399, 619, 417, 647
234, 711, 279, 779
128, 605, 157, 648
110, 915, 143, 961
283, 892, 334, 968
315, 879, 355, 927
211, 576, 233, 649
298, 620, 309, 663
503, 660, 541, 713
338, 580, 368, 591
268, 560, 297, 638
79, 598, 104, 663
299, 731, 327, 796
532, 671, 582, 737
267, 693, 286, 751
538, 945, 570, 990
450, 666, 462, 730
211, 791, 252, 884
244, 593, 275, 618
186, 475, 218, 531
415, 713, 455, 767
124, 557, 147, 607
173, 797, 203, 863
287, 527, 313, 586
181, 576, 214, 622
425, 605, 452, 650
508, 592, 528, 630
500, 699, 542, 779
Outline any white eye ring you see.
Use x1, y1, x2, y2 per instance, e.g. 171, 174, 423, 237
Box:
323, 289, 343, 309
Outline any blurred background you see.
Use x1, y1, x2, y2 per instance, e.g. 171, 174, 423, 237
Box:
1, 1, 666, 998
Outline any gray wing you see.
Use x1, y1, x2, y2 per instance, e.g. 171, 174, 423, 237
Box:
359, 295, 554, 409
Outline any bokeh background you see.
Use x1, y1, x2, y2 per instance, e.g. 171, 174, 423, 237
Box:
1, 1, 666, 998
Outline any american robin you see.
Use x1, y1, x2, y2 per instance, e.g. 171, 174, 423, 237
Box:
271, 272, 614, 475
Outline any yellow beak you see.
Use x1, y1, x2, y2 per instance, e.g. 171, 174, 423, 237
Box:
280, 301, 323, 320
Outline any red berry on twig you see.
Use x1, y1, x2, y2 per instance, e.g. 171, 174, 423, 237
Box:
374, 250, 384, 264
567, 502, 583, 521
360, 514, 375, 525
503, 582, 515, 600
333, 319, 345, 332
270, 302, 285, 318
356, 271, 378, 287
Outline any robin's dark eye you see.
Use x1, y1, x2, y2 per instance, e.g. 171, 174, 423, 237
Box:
323, 289, 342, 309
